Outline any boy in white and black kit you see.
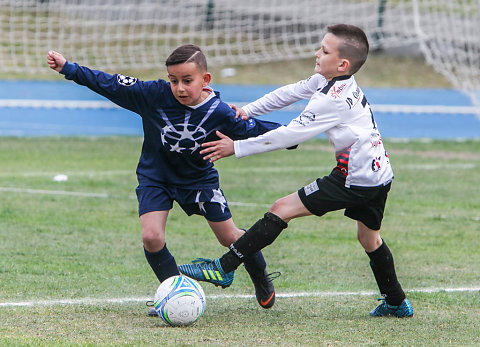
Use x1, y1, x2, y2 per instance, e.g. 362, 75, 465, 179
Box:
179, 24, 413, 317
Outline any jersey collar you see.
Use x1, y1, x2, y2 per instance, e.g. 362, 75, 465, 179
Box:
320, 75, 353, 94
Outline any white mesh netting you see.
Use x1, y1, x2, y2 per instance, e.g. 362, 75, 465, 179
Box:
1, 0, 479, 107
413, 0, 480, 108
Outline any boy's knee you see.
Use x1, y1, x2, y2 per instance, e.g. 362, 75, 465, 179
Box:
210, 222, 244, 247
357, 224, 382, 252
142, 227, 165, 249
269, 198, 288, 217
218, 235, 237, 247
218, 227, 245, 247
269, 196, 301, 223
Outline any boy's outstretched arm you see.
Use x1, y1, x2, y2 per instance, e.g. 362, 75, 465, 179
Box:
46, 50, 151, 115
200, 131, 234, 163
47, 51, 66, 72
229, 104, 249, 120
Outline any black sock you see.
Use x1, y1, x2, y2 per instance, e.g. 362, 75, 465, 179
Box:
144, 244, 179, 282
366, 240, 406, 306
219, 212, 288, 273
243, 250, 267, 277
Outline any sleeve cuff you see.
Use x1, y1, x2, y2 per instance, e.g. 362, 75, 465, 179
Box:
233, 140, 244, 158
59, 61, 77, 78
242, 104, 256, 118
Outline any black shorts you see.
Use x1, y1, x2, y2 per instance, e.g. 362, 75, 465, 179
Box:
297, 171, 392, 230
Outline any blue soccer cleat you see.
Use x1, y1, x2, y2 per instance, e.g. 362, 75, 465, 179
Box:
369, 297, 414, 318
178, 258, 234, 288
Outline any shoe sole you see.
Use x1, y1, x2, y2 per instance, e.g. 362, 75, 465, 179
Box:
369, 310, 414, 318
185, 275, 232, 289
212, 282, 231, 289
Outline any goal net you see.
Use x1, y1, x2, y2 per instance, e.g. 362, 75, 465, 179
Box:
1, 0, 479, 108
0, 0, 417, 71
413, 0, 480, 109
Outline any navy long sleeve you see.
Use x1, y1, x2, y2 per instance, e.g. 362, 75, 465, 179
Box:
61, 62, 281, 189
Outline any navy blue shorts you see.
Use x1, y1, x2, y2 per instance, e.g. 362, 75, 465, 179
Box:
135, 184, 232, 222
297, 171, 391, 231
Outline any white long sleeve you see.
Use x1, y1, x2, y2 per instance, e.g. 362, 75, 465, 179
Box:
234, 74, 394, 188
235, 92, 341, 157
242, 74, 325, 118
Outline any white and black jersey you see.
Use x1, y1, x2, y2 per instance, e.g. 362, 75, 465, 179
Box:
236, 74, 394, 188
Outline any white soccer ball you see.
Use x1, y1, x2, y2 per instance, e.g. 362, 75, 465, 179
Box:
153, 275, 206, 326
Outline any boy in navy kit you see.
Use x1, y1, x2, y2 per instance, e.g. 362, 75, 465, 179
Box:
179, 25, 413, 317
47, 44, 281, 313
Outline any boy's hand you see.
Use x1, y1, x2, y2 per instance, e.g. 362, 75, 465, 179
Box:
229, 104, 249, 120
47, 51, 66, 72
200, 131, 234, 163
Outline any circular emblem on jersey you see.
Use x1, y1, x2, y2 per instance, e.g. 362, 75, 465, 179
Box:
117, 74, 137, 86
160, 123, 207, 153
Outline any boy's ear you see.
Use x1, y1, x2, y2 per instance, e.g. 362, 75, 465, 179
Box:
338, 59, 350, 74
203, 72, 212, 86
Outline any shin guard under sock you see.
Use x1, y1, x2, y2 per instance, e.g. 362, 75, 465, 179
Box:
220, 212, 288, 273
367, 240, 406, 306
144, 244, 179, 282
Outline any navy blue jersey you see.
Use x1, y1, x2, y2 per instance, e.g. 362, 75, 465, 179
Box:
60, 62, 281, 189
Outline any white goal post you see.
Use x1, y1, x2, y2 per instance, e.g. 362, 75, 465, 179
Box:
1, 0, 479, 108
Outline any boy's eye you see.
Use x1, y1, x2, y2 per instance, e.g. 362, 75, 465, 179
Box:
183, 79, 192, 84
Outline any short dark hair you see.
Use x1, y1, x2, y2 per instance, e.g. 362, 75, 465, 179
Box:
327, 24, 369, 74
165, 44, 207, 72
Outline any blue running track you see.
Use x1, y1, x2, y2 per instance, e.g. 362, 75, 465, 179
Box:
0, 80, 479, 139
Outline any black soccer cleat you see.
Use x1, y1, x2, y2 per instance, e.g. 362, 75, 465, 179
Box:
247, 269, 281, 309
147, 307, 158, 317
146, 300, 158, 317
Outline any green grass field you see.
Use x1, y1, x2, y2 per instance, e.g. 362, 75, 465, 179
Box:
0, 137, 479, 346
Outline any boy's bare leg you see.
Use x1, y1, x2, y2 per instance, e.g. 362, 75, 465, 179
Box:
269, 192, 313, 222
141, 211, 180, 282
207, 218, 243, 247
218, 192, 310, 273
207, 218, 277, 308
141, 211, 180, 317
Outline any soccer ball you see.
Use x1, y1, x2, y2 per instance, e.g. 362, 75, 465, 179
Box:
153, 275, 206, 326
